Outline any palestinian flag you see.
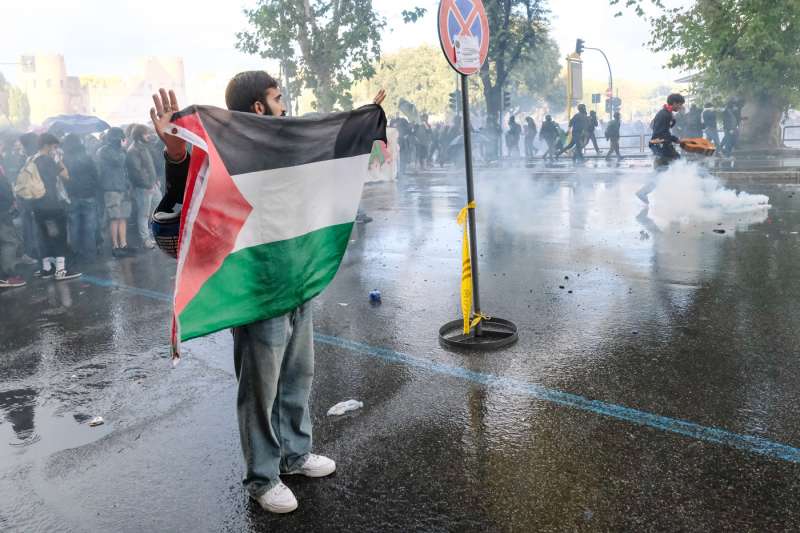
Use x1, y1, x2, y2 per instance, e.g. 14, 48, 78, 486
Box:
168, 104, 386, 354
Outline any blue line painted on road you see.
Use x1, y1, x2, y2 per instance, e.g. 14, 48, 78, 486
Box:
81, 275, 172, 302
81, 275, 800, 464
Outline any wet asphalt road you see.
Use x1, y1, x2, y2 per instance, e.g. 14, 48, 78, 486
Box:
2, 159, 800, 532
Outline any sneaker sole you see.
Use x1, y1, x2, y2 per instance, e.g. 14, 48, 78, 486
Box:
251, 493, 298, 514
56, 275, 82, 281
260, 500, 298, 514
284, 465, 336, 477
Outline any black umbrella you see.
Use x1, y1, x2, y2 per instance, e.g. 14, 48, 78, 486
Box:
43, 114, 110, 135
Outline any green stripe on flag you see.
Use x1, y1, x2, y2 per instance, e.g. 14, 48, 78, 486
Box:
178, 222, 354, 340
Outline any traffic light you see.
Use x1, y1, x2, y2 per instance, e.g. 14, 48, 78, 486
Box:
605, 98, 612, 114
575, 38, 585, 55
503, 90, 511, 109
449, 90, 461, 112
612, 97, 622, 112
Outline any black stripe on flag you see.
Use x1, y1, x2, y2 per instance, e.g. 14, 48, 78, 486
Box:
173, 104, 387, 176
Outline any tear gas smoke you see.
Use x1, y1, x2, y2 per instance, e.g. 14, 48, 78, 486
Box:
646, 160, 770, 227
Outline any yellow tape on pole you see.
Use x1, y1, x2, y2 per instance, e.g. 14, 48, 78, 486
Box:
458, 201, 477, 334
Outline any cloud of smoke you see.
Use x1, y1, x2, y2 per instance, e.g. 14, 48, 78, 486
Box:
647, 160, 770, 227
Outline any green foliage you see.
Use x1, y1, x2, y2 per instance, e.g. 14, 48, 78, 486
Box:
479, 0, 549, 122
612, 0, 800, 144
357, 45, 460, 117
401, 7, 427, 23
237, 0, 386, 112
508, 35, 562, 100
648, 0, 800, 108
8, 87, 30, 130
542, 75, 567, 115
0, 74, 30, 130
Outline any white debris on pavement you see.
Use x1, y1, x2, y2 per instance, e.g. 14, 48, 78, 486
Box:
327, 400, 363, 416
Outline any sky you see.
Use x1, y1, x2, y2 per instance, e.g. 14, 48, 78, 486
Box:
0, 0, 685, 92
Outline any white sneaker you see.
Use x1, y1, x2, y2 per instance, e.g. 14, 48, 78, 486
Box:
55, 269, 82, 281
285, 454, 336, 477
255, 481, 298, 514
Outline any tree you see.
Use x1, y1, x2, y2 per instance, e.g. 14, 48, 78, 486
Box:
508, 35, 562, 110
611, 0, 800, 147
0, 73, 30, 130
237, 0, 386, 112
352, 45, 461, 118
479, 0, 548, 127
8, 87, 31, 130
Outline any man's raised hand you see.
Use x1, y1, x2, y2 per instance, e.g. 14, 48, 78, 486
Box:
150, 88, 186, 161
373, 89, 387, 107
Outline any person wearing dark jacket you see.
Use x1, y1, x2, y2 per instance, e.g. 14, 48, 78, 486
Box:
126, 124, 160, 249
539, 115, 558, 160
685, 104, 704, 138
31, 134, 81, 280
97, 128, 133, 256
524, 116, 537, 159
649, 93, 685, 164
586, 110, 602, 154
63, 134, 100, 262
720, 102, 739, 156
0, 170, 25, 288
16, 133, 41, 261
604, 112, 622, 160
558, 104, 590, 160
638, 94, 685, 204
702, 103, 720, 148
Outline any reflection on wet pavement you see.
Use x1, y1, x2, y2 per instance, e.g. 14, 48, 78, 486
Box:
3, 163, 800, 531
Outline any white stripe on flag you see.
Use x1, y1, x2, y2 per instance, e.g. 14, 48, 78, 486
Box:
230, 154, 370, 252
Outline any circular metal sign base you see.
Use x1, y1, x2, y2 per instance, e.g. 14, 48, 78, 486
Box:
438, 317, 518, 351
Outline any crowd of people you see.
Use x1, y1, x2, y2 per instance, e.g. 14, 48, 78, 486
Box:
0, 125, 166, 289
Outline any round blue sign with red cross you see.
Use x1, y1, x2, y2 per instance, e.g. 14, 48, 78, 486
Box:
438, 0, 490, 76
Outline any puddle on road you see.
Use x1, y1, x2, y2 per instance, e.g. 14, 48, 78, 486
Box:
0, 391, 112, 464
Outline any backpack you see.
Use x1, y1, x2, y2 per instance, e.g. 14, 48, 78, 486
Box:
13, 156, 46, 200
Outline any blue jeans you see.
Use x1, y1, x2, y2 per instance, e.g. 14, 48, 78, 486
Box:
134, 186, 160, 243
17, 198, 40, 259
232, 301, 314, 497
68, 197, 98, 260
705, 128, 720, 148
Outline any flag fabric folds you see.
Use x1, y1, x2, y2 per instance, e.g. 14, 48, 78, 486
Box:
168, 104, 387, 352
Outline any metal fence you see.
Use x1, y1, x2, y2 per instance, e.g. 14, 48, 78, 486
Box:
590, 125, 800, 153
782, 125, 800, 147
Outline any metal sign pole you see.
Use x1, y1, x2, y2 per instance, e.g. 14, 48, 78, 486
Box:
460, 74, 482, 336
436, 0, 517, 350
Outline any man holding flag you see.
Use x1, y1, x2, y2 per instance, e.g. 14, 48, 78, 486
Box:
150, 72, 386, 514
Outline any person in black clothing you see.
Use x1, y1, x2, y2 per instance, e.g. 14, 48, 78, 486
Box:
604, 112, 622, 160
0, 167, 25, 288
685, 104, 704, 138
638, 93, 685, 203
720, 101, 739, 156
62, 134, 100, 263
649, 92, 685, 165
506, 115, 522, 157
586, 110, 602, 154
702, 103, 720, 148
558, 104, 590, 160
539, 115, 558, 161
524, 117, 537, 159
16, 133, 41, 261
31, 134, 81, 280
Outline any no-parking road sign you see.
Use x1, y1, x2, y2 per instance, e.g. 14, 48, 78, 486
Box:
438, 0, 490, 76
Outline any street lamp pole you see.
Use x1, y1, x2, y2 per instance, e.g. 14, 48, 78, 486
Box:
584, 46, 613, 121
